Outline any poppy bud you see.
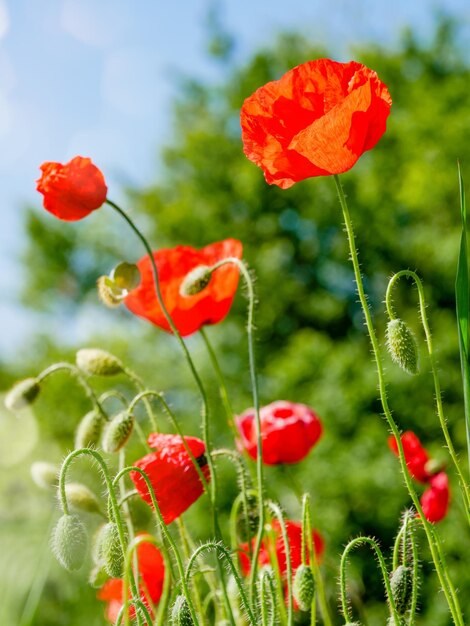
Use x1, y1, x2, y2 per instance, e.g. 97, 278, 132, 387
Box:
5, 377, 41, 411
51, 513, 88, 571
64, 483, 102, 515
179, 265, 213, 297
88, 563, 109, 588
94, 522, 124, 578
171, 595, 194, 626
75, 410, 105, 449
102, 411, 134, 453
293, 564, 315, 611
97, 275, 123, 308
76, 348, 123, 376
389, 565, 413, 616
386, 319, 419, 375
31, 461, 58, 490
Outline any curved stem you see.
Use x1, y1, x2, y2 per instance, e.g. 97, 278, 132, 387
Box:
340, 536, 399, 623
267, 502, 293, 626
386, 270, 470, 516
334, 174, 464, 625
123, 367, 159, 432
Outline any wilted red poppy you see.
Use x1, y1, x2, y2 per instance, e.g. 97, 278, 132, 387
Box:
388, 431, 431, 483
420, 472, 450, 523
236, 400, 322, 465
130, 433, 210, 524
241, 59, 392, 188
97, 537, 165, 623
239, 519, 324, 578
37, 156, 107, 221
124, 239, 242, 336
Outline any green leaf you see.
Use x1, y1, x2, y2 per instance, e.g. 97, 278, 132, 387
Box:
455, 163, 470, 472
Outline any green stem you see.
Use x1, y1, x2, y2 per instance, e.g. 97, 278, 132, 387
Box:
386, 270, 470, 517
267, 502, 293, 626
123, 367, 159, 432
334, 174, 464, 625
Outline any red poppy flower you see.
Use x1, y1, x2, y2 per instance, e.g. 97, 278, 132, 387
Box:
130, 433, 210, 524
240, 59, 392, 188
236, 400, 322, 465
239, 519, 324, 578
420, 472, 450, 523
37, 156, 107, 221
124, 239, 242, 336
97, 537, 165, 624
388, 431, 431, 483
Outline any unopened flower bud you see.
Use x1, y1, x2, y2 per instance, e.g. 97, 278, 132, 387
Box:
293, 564, 315, 612
5, 378, 41, 411
75, 410, 105, 449
51, 513, 88, 571
102, 411, 134, 453
64, 483, 102, 515
171, 595, 194, 626
179, 265, 213, 297
94, 522, 124, 577
31, 461, 58, 490
76, 348, 123, 376
386, 319, 419, 375
88, 563, 109, 588
389, 565, 413, 616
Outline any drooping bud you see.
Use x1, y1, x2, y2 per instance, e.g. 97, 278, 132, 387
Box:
76, 348, 123, 376
5, 378, 41, 411
171, 595, 194, 626
386, 319, 419, 375
94, 522, 124, 577
179, 265, 213, 297
75, 410, 105, 449
88, 563, 109, 588
389, 565, 413, 616
64, 483, 102, 515
293, 564, 315, 612
51, 514, 88, 571
31, 461, 58, 490
102, 411, 134, 453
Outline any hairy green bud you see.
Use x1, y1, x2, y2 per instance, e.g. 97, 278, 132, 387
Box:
51, 514, 87, 571
293, 564, 315, 612
386, 319, 419, 375
76, 348, 123, 376
75, 410, 104, 449
390, 565, 413, 616
179, 265, 213, 297
94, 522, 124, 577
171, 595, 194, 626
64, 483, 102, 515
102, 411, 134, 453
5, 378, 41, 411
31, 461, 58, 490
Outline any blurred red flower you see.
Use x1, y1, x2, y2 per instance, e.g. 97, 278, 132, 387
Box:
239, 519, 324, 579
388, 431, 431, 483
97, 537, 165, 624
124, 239, 242, 336
236, 400, 322, 465
37, 156, 107, 221
130, 433, 210, 524
240, 58, 391, 188
420, 472, 450, 523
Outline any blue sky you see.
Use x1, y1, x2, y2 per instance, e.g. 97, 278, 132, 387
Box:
0, 0, 469, 358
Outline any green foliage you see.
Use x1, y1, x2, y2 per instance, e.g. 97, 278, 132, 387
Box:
3, 18, 470, 625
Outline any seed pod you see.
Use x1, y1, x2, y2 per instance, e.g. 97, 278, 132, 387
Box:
386, 319, 419, 375
51, 514, 87, 571
88, 563, 109, 588
76, 348, 123, 376
293, 564, 315, 612
64, 483, 102, 515
31, 461, 58, 490
94, 522, 124, 577
179, 265, 213, 297
390, 565, 413, 616
171, 595, 194, 626
5, 378, 41, 411
75, 410, 104, 449
102, 411, 134, 453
